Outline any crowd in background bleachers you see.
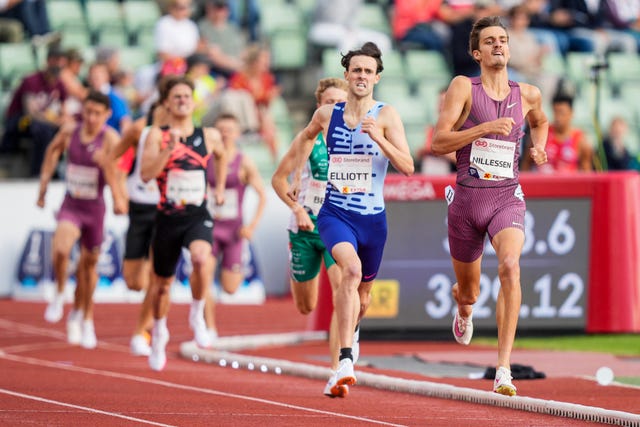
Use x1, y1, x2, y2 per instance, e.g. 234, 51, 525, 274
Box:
2, 0, 640, 180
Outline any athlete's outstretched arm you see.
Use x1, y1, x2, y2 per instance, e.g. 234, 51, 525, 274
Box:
36, 123, 74, 208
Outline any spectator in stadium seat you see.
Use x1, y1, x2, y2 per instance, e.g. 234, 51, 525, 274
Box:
603, 116, 634, 171
0, 0, 25, 42
392, 0, 447, 53
154, 0, 200, 62
227, 43, 281, 160
197, 0, 246, 78
308, 0, 392, 53
0, 0, 55, 41
87, 62, 132, 135
521, 93, 592, 172
0, 45, 70, 176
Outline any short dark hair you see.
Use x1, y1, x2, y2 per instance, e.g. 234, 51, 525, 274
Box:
159, 75, 194, 102
215, 112, 239, 123
84, 90, 111, 110
341, 42, 384, 74
468, 16, 507, 58
552, 93, 574, 109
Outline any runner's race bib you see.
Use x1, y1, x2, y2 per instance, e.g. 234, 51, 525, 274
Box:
208, 187, 238, 219
166, 169, 205, 206
328, 154, 373, 194
66, 163, 99, 199
302, 178, 327, 215
469, 138, 515, 181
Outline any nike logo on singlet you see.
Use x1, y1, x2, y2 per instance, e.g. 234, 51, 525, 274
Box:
506, 102, 517, 109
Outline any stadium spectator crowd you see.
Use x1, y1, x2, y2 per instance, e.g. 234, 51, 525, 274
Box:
1, 0, 640, 178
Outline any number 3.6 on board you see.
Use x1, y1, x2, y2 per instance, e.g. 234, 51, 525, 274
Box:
522, 209, 576, 256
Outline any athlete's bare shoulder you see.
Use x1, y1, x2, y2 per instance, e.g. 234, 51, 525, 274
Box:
517, 82, 543, 115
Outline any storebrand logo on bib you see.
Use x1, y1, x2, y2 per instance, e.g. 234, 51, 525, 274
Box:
475, 139, 488, 147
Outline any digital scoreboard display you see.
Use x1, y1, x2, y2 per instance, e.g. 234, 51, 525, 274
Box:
362, 196, 591, 331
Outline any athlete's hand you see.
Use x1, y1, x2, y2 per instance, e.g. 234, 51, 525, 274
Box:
167, 129, 181, 151
361, 117, 383, 142
213, 188, 225, 206
488, 117, 516, 136
294, 206, 314, 232
238, 225, 255, 240
113, 196, 128, 215
36, 193, 45, 209
530, 145, 547, 165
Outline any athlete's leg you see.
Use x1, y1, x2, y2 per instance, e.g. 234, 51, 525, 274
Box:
491, 227, 525, 370
331, 241, 362, 351
76, 246, 100, 321
51, 221, 80, 295
203, 255, 218, 336
451, 257, 483, 318
123, 258, 151, 292
133, 254, 155, 336
326, 263, 341, 371
188, 239, 214, 347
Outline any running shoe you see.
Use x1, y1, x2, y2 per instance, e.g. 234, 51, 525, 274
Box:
332, 358, 356, 396
81, 320, 97, 349
493, 366, 517, 396
189, 310, 211, 349
130, 333, 151, 356
352, 323, 360, 365
66, 310, 82, 345
149, 323, 169, 371
323, 371, 349, 398
208, 328, 219, 344
452, 311, 473, 345
44, 293, 64, 323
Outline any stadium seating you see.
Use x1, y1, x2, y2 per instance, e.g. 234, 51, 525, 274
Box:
122, 0, 161, 44
0, 43, 37, 90
85, 0, 127, 45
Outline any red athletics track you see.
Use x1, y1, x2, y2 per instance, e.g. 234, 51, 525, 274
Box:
0, 298, 638, 426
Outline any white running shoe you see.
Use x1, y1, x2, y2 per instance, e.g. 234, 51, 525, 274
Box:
81, 320, 97, 349
130, 333, 151, 356
493, 366, 517, 396
208, 328, 219, 344
149, 324, 169, 371
323, 370, 349, 398
66, 311, 82, 345
189, 311, 211, 349
352, 324, 360, 365
44, 294, 64, 323
452, 311, 473, 345
332, 358, 356, 395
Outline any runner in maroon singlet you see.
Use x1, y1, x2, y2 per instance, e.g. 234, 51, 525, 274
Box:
37, 90, 126, 349
432, 16, 548, 396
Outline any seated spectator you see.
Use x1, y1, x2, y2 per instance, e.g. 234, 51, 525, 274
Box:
0, 0, 57, 42
227, 43, 280, 160
522, 0, 570, 56
0, 45, 70, 176
392, 0, 447, 53
308, 0, 392, 53
198, 0, 246, 78
603, 116, 634, 170
154, 0, 200, 62
59, 48, 88, 119
506, 4, 560, 106
87, 62, 132, 135
547, 0, 637, 55
185, 53, 220, 126
0, 0, 24, 42
521, 94, 593, 172
446, 0, 504, 77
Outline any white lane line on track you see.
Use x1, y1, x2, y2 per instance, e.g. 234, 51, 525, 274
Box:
0, 352, 407, 427
0, 387, 176, 427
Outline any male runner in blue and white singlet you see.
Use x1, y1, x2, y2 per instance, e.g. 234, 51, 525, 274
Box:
288, 42, 414, 396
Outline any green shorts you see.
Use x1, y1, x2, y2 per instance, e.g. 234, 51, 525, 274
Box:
288, 229, 336, 282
